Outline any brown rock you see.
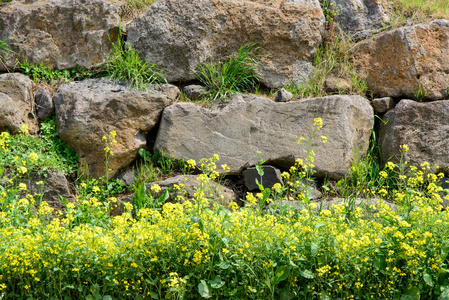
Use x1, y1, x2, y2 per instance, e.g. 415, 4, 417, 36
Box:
127, 0, 325, 88
352, 19, 449, 100
0, 73, 38, 134
54, 78, 178, 179
0, 0, 121, 71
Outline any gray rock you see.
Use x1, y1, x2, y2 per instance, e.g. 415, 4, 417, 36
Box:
116, 169, 136, 186
371, 97, 395, 114
17, 170, 75, 218
0, 0, 120, 71
35, 88, 54, 120
183, 85, 209, 100
275, 88, 293, 102
243, 165, 282, 191
54, 78, 178, 179
127, 0, 324, 88
0, 73, 38, 134
352, 19, 449, 100
330, 0, 387, 41
379, 99, 449, 174
155, 94, 374, 179
112, 175, 236, 215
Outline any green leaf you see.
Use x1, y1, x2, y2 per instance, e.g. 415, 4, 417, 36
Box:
401, 286, 420, 300
311, 242, 319, 256
217, 261, 230, 269
149, 291, 159, 299
300, 269, 315, 279
274, 265, 290, 285
158, 189, 170, 204
423, 273, 434, 287
198, 280, 211, 298
209, 276, 225, 289
439, 286, 449, 300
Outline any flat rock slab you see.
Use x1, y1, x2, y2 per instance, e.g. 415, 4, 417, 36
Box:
127, 0, 324, 88
54, 78, 178, 179
0, 0, 120, 71
155, 94, 374, 179
379, 99, 449, 174
352, 19, 449, 100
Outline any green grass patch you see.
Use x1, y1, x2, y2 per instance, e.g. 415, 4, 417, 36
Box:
100, 29, 166, 90
17, 61, 96, 84
194, 43, 262, 103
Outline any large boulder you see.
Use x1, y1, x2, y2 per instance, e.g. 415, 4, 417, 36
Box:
155, 94, 374, 179
330, 0, 387, 41
0, 73, 38, 134
0, 0, 121, 71
379, 99, 449, 174
127, 0, 324, 88
54, 78, 178, 179
351, 19, 449, 100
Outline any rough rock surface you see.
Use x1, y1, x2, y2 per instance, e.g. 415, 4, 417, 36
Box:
379, 99, 449, 174
371, 97, 395, 114
0, 0, 121, 71
324, 76, 351, 94
127, 0, 324, 88
352, 19, 449, 100
0, 73, 38, 134
183, 85, 209, 100
155, 94, 374, 179
275, 88, 293, 102
54, 78, 178, 179
35, 88, 54, 121
111, 175, 236, 215
330, 0, 387, 40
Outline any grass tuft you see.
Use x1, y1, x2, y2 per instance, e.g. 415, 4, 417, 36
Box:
194, 43, 262, 103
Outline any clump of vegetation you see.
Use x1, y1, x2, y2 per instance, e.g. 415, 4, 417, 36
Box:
0, 122, 78, 176
17, 61, 96, 84
194, 43, 262, 103
100, 28, 165, 90
121, 0, 158, 20
284, 0, 368, 99
1, 120, 449, 299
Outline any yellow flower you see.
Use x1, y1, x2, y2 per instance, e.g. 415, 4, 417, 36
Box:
18, 166, 27, 174
20, 124, 29, 135
400, 144, 409, 152
151, 184, 162, 193
385, 161, 395, 170
321, 135, 328, 143
379, 171, 388, 178
92, 186, 100, 193
313, 117, 323, 129
28, 152, 39, 161
272, 183, 282, 191
19, 182, 27, 191
186, 159, 196, 169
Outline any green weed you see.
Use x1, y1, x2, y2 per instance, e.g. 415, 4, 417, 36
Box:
17, 60, 95, 84
100, 28, 165, 89
413, 82, 428, 102
0, 123, 78, 175
194, 43, 262, 103
121, 0, 158, 20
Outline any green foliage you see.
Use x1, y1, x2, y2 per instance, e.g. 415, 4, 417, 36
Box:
194, 43, 262, 102
100, 28, 165, 89
0, 123, 78, 175
0, 37, 13, 62
284, 1, 367, 99
17, 60, 95, 83
413, 82, 428, 102
39, 117, 79, 174
1, 120, 449, 299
